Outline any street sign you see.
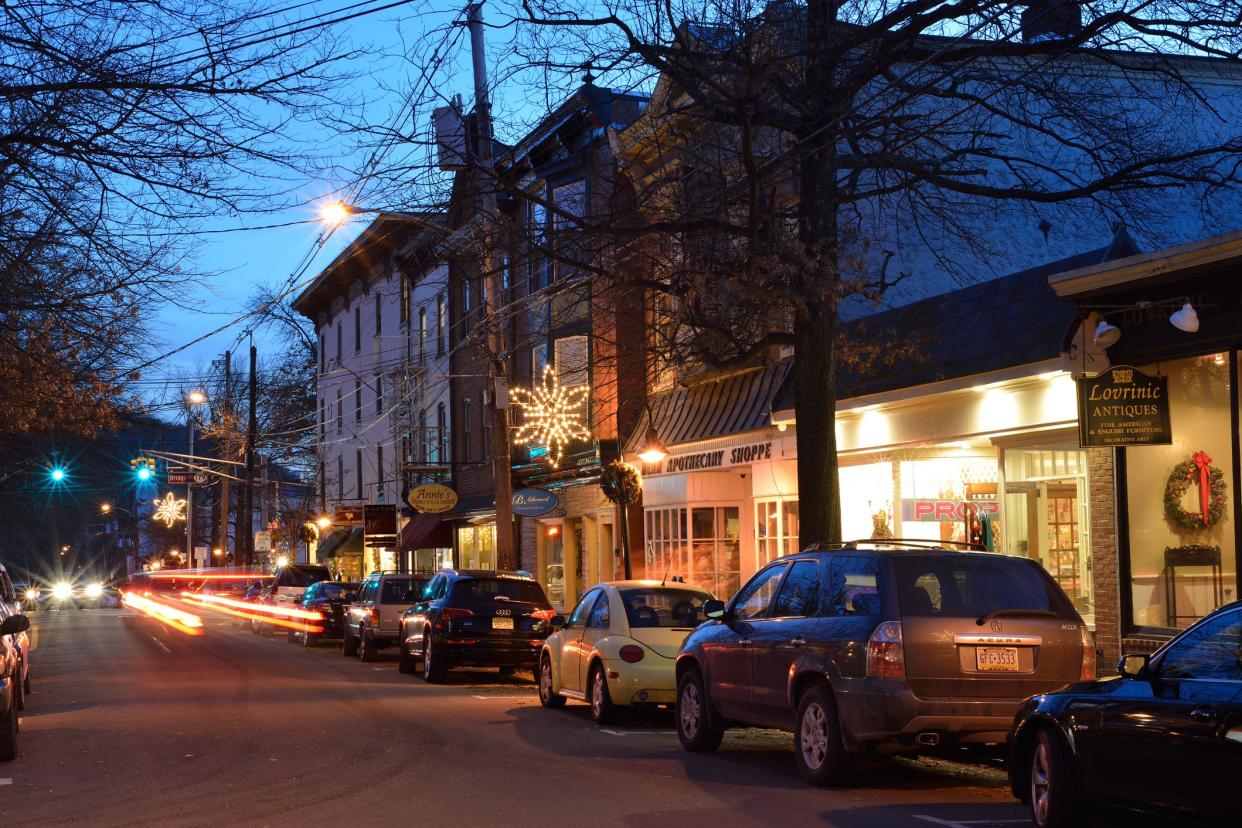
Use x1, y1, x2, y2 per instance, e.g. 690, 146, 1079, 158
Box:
254, 531, 272, 552
408, 484, 458, 513
334, 505, 364, 525
512, 488, 558, 517
363, 504, 397, 548
193, 546, 210, 566
168, 470, 211, 485
1077, 365, 1172, 447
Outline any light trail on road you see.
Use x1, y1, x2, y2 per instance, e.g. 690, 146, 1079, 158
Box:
180, 592, 324, 633
121, 592, 205, 636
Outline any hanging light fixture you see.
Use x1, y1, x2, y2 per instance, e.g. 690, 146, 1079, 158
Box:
1169, 302, 1200, 333
637, 426, 668, 464
1093, 319, 1121, 347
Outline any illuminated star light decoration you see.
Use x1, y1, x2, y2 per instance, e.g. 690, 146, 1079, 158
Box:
152, 491, 188, 527
510, 366, 591, 466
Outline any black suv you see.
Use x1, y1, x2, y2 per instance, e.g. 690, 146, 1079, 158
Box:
398, 570, 555, 682
675, 542, 1093, 785
297, 581, 359, 646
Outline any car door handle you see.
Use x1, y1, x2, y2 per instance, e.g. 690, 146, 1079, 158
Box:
789, 636, 806, 647
1189, 706, 1217, 722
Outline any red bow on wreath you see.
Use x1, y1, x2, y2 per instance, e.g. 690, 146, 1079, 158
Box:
1192, 451, 1214, 526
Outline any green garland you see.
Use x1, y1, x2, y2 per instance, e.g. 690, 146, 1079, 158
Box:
1164, 454, 1228, 531
600, 460, 642, 505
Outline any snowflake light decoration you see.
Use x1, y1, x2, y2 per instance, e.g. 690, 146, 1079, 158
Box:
152, 492, 187, 527
510, 366, 591, 466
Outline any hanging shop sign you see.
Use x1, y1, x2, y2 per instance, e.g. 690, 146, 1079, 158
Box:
334, 505, 363, 526
407, 483, 459, 514
641, 441, 772, 476
1077, 365, 1172, 447
363, 504, 397, 548
512, 488, 559, 517
901, 499, 1001, 523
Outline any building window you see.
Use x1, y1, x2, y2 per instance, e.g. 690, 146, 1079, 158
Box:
418, 408, 428, 462
463, 277, 472, 313
335, 388, 343, 435
644, 506, 741, 598
501, 256, 510, 290
355, 448, 363, 500
437, 294, 446, 354
437, 402, 448, 463
418, 307, 427, 363
355, 380, 362, 423
336, 322, 342, 361
375, 374, 383, 417
457, 524, 496, 570
554, 335, 589, 387
531, 342, 547, 377
376, 293, 382, 336
354, 305, 362, 353
400, 274, 409, 323
462, 398, 473, 461
337, 455, 344, 501
756, 499, 800, 565
319, 332, 325, 373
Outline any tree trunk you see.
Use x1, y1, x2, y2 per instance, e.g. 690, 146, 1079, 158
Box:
792, 303, 841, 546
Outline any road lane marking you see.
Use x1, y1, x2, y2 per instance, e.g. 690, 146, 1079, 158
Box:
0, 778, 12, 786
471, 695, 534, 700
149, 635, 171, 654
914, 818, 1027, 827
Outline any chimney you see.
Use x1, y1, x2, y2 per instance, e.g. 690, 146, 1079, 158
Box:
1021, 1, 1083, 43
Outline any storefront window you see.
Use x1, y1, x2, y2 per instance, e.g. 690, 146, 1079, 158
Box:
1125, 353, 1237, 629
899, 455, 999, 544
756, 499, 800, 565
1002, 448, 1093, 627
840, 462, 893, 541
457, 524, 496, 571
646, 506, 740, 599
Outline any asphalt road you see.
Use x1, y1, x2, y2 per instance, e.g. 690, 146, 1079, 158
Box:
3, 607, 1038, 828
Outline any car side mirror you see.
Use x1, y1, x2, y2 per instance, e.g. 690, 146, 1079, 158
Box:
703, 599, 727, 620
1117, 653, 1150, 679
549, 614, 566, 629
0, 614, 30, 636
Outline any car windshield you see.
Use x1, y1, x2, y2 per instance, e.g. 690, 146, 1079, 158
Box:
277, 565, 331, 587
891, 556, 1075, 618
619, 587, 712, 628
451, 577, 548, 605
318, 582, 359, 600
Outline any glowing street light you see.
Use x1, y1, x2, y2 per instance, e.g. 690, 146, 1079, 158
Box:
275, 555, 290, 568
315, 516, 332, 530
319, 200, 353, 226
186, 390, 207, 405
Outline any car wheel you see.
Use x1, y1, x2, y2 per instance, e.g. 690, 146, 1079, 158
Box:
398, 640, 416, 674
359, 632, 378, 662
676, 667, 723, 753
793, 684, 851, 786
342, 628, 359, 658
588, 663, 617, 725
0, 694, 17, 762
1028, 728, 1085, 828
302, 631, 320, 648
422, 632, 446, 683
538, 653, 566, 709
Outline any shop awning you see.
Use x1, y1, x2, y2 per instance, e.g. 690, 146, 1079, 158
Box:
398, 513, 452, 551
318, 526, 363, 558
439, 493, 496, 521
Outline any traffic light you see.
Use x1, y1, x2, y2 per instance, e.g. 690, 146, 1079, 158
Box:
49, 466, 66, 483
130, 456, 155, 481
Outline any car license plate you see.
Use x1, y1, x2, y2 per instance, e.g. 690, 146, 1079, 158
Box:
492, 617, 514, 630
976, 646, 1019, 672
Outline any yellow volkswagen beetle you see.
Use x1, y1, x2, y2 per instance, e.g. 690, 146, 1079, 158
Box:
538, 580, 714, 723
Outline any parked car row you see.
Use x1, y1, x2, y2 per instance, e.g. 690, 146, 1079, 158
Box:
0, 563, 34, 762
246, 545, 1241, 826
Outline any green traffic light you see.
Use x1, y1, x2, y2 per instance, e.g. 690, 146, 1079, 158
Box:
137, 466, 152, 481
50, 467, 66, 482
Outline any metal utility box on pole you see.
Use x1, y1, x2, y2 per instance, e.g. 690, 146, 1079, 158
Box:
468, 1, 516, 570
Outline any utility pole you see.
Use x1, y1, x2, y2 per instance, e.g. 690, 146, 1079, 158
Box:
186, 403, 195, 569
468, 1, 516, 570
218, 349, 231, 565
243, 343, 257, 567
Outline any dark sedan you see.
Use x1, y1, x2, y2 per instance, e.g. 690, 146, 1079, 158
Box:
297, 581, 359, 646
1008, 601, 1242, 827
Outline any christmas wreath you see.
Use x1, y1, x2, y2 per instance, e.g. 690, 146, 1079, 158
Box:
600, 459, 642, 505
1164, 451, 1228, 531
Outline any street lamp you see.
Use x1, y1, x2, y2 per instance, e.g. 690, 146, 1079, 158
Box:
319, 200, 353, 226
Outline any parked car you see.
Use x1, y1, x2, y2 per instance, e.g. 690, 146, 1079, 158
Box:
1008, 600, 1242, 828
0, 564, 31, 707
674, 541, 1095, 785
253, 563, 330, 637
399, 570, 555, 682
539, 581, 714, 723
296, 581, 359, 646
343, 572, 428, 661
0, 611, 30, 761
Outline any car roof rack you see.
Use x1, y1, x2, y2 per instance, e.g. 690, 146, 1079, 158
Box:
801, 539, 988, 553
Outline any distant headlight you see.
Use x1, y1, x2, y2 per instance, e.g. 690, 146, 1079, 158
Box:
25, 589, 38, 601
84, 583, 104, 598
51, 582, 73, 600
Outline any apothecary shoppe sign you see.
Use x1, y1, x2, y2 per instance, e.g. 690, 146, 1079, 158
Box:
1077, 365, 1172, 447
641, 440, 772, 476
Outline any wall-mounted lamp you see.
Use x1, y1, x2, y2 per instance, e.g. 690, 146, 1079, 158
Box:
1093, 319, 1121, 347
1087, 299, 1201, 348
1169, 303, 1200, 333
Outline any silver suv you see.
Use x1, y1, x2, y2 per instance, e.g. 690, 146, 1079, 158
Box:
343, 572, 429, 662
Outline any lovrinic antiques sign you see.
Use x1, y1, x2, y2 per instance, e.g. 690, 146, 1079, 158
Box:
1077, 365, 1172, 447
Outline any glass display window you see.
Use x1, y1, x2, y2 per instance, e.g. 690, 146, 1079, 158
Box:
457, 523, 496, 571
755, 499, 800, 565
840, 461, 894, 541
646, 505, 740, 600
899, 454, 999, 544
1124, 353, 1237, 629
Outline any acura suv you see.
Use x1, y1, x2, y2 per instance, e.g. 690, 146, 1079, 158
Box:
399, 570, 556, 682
343, 572, 428, 661
675, 541, 1095, 785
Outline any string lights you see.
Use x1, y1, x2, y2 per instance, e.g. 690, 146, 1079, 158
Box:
152, 492, 188, 527
510, 366, 591, 466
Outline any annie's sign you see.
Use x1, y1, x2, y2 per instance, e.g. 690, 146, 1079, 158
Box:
1077, 365, 1172, 447
642, 441, 772, 476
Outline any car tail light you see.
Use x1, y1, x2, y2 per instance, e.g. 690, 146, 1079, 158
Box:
439, 607, 473, 631
619, 645, 645, 663
1080, 626, 1096, 681
531, 609, 557, 622
369, 608, 379, 624
867, 621, 905, 678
